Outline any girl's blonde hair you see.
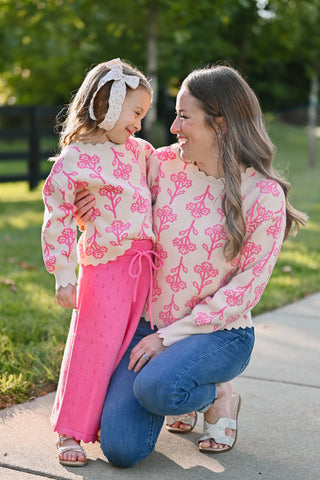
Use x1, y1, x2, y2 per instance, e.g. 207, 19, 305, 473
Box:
57, 60, 152, 149
182, 65, 307, 260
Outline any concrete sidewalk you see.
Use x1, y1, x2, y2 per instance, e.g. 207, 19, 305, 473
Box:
1, 293, 319, 480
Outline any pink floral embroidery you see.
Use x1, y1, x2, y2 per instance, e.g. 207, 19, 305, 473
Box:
165, 256, 188, 292
99, 185, 123, 219
57, 202, 77, 227
75, 181, 89, 191
203, 224, 227, 260
156, 147, 176, 162
193, 261, 218, 295
168, 171, 192, 204
155, 205, 177, 240
172, 220, 197, 255
267, 206, 284, 239
43, 178, 55, 196
129, 182, 150, 213
159, 294, 180, 326
239, 241, 262, 272
186, 185, 213, 218
57, 228, 76, 261
86, 226, 108, 258
256, 180, 280, 196
52, 157, 64, 175
77, 153, 106, 184
112, 147, 132, 179
253, 241, 276, 277
154, 242, 168, 268
194, 306, 227, 326
105, 220, 130, 246
43, 238, 56, 272
151, 278, 162, 303
185, 295, 202, 311
125, 138, 139, 163
62, 171, 78, 193
246, 199, 274, 235
245, 283, 266, 310
224, 278, 254, 306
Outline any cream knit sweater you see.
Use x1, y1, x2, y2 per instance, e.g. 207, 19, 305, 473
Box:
146, 144, 286, 346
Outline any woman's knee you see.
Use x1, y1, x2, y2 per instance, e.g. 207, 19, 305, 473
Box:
100, 428, 154, 468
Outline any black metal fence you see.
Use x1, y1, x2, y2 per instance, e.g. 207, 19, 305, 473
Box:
0, 105, 61, 189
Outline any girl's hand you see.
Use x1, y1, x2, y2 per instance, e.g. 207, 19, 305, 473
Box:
128, 332, 167, 373
56, 284, 77, 309
74, 190, 96, 230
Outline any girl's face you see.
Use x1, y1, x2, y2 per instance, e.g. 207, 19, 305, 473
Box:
106, 87, 151, 144
170, 88, 220, 173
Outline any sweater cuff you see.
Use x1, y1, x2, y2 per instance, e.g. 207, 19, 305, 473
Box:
55, 271, 78, 290
157, 319, 213, 347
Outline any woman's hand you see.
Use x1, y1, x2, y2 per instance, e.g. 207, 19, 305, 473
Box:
74, 190, 96, 230
128, 332, 167, 373
56, 284, 77, 309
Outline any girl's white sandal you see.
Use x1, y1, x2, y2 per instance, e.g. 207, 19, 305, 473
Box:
56, 435, 87, 467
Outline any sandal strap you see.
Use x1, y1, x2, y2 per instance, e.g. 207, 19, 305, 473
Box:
166, 412, 197, 426
198, 418, 236, 447
57, 437, 87, 458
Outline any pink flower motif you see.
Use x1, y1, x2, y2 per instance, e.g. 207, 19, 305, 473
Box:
86, 243, 108, 259
193, 261, 218, 294
99, 184, 123, 219
185, 295, 201, 311
75, 181, 89, 190
105, 220, 130, 245
168, 171, 192, 204
156, 147, 176, 161
165, 257, 188, 292
44, 255, 56, 273
194, 312, 213, 326
203, 224, 227, 260
155, 205, 177, 239
52, 157, 64, 175
186, 186, 213, 218
112, 147, 132, 180
57, 228, 76, 261
43, 178, 55, 196
257, 180, 280, 196
173, 220, 197, 255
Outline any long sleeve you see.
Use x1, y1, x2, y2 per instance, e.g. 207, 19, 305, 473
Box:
157, 189, 286, 346
41, 153, 79, 289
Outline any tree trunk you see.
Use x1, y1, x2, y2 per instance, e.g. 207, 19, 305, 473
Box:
308, 69, 318, 169
144, 5, 158, 144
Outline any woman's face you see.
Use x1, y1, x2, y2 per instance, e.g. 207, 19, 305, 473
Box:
170, 88, 218, 167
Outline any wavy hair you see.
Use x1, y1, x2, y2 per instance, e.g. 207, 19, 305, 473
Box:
55, 60, 152, 149
182, 65, 307, 260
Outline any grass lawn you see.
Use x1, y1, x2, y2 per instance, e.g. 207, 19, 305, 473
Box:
0, 118, 319, 408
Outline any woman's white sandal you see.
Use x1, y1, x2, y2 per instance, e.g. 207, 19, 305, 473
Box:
198, 393, 241, 454
56, 435, 87, 467
166, 412, 198, 433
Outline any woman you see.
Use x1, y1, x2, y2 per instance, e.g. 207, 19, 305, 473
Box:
75, 65, 306, 466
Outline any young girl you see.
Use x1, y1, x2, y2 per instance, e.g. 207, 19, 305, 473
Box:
41, 58, 158, 466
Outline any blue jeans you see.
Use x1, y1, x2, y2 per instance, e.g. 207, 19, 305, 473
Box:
100, 318, 254, 467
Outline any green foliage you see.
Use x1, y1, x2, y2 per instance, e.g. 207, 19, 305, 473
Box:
0, 0, 319, 110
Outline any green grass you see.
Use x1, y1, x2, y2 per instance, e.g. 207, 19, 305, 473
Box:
0, 118, 319, 408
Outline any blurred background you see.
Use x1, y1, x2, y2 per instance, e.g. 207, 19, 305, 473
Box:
1, 0, 319, 408
0, 0, 319, 167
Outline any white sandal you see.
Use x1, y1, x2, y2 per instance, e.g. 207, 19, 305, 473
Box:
198, 393, 241, 453
166, 412, 198, 433
56, 435, 87, 467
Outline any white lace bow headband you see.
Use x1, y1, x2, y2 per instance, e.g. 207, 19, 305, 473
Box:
89, 58, 140, 131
